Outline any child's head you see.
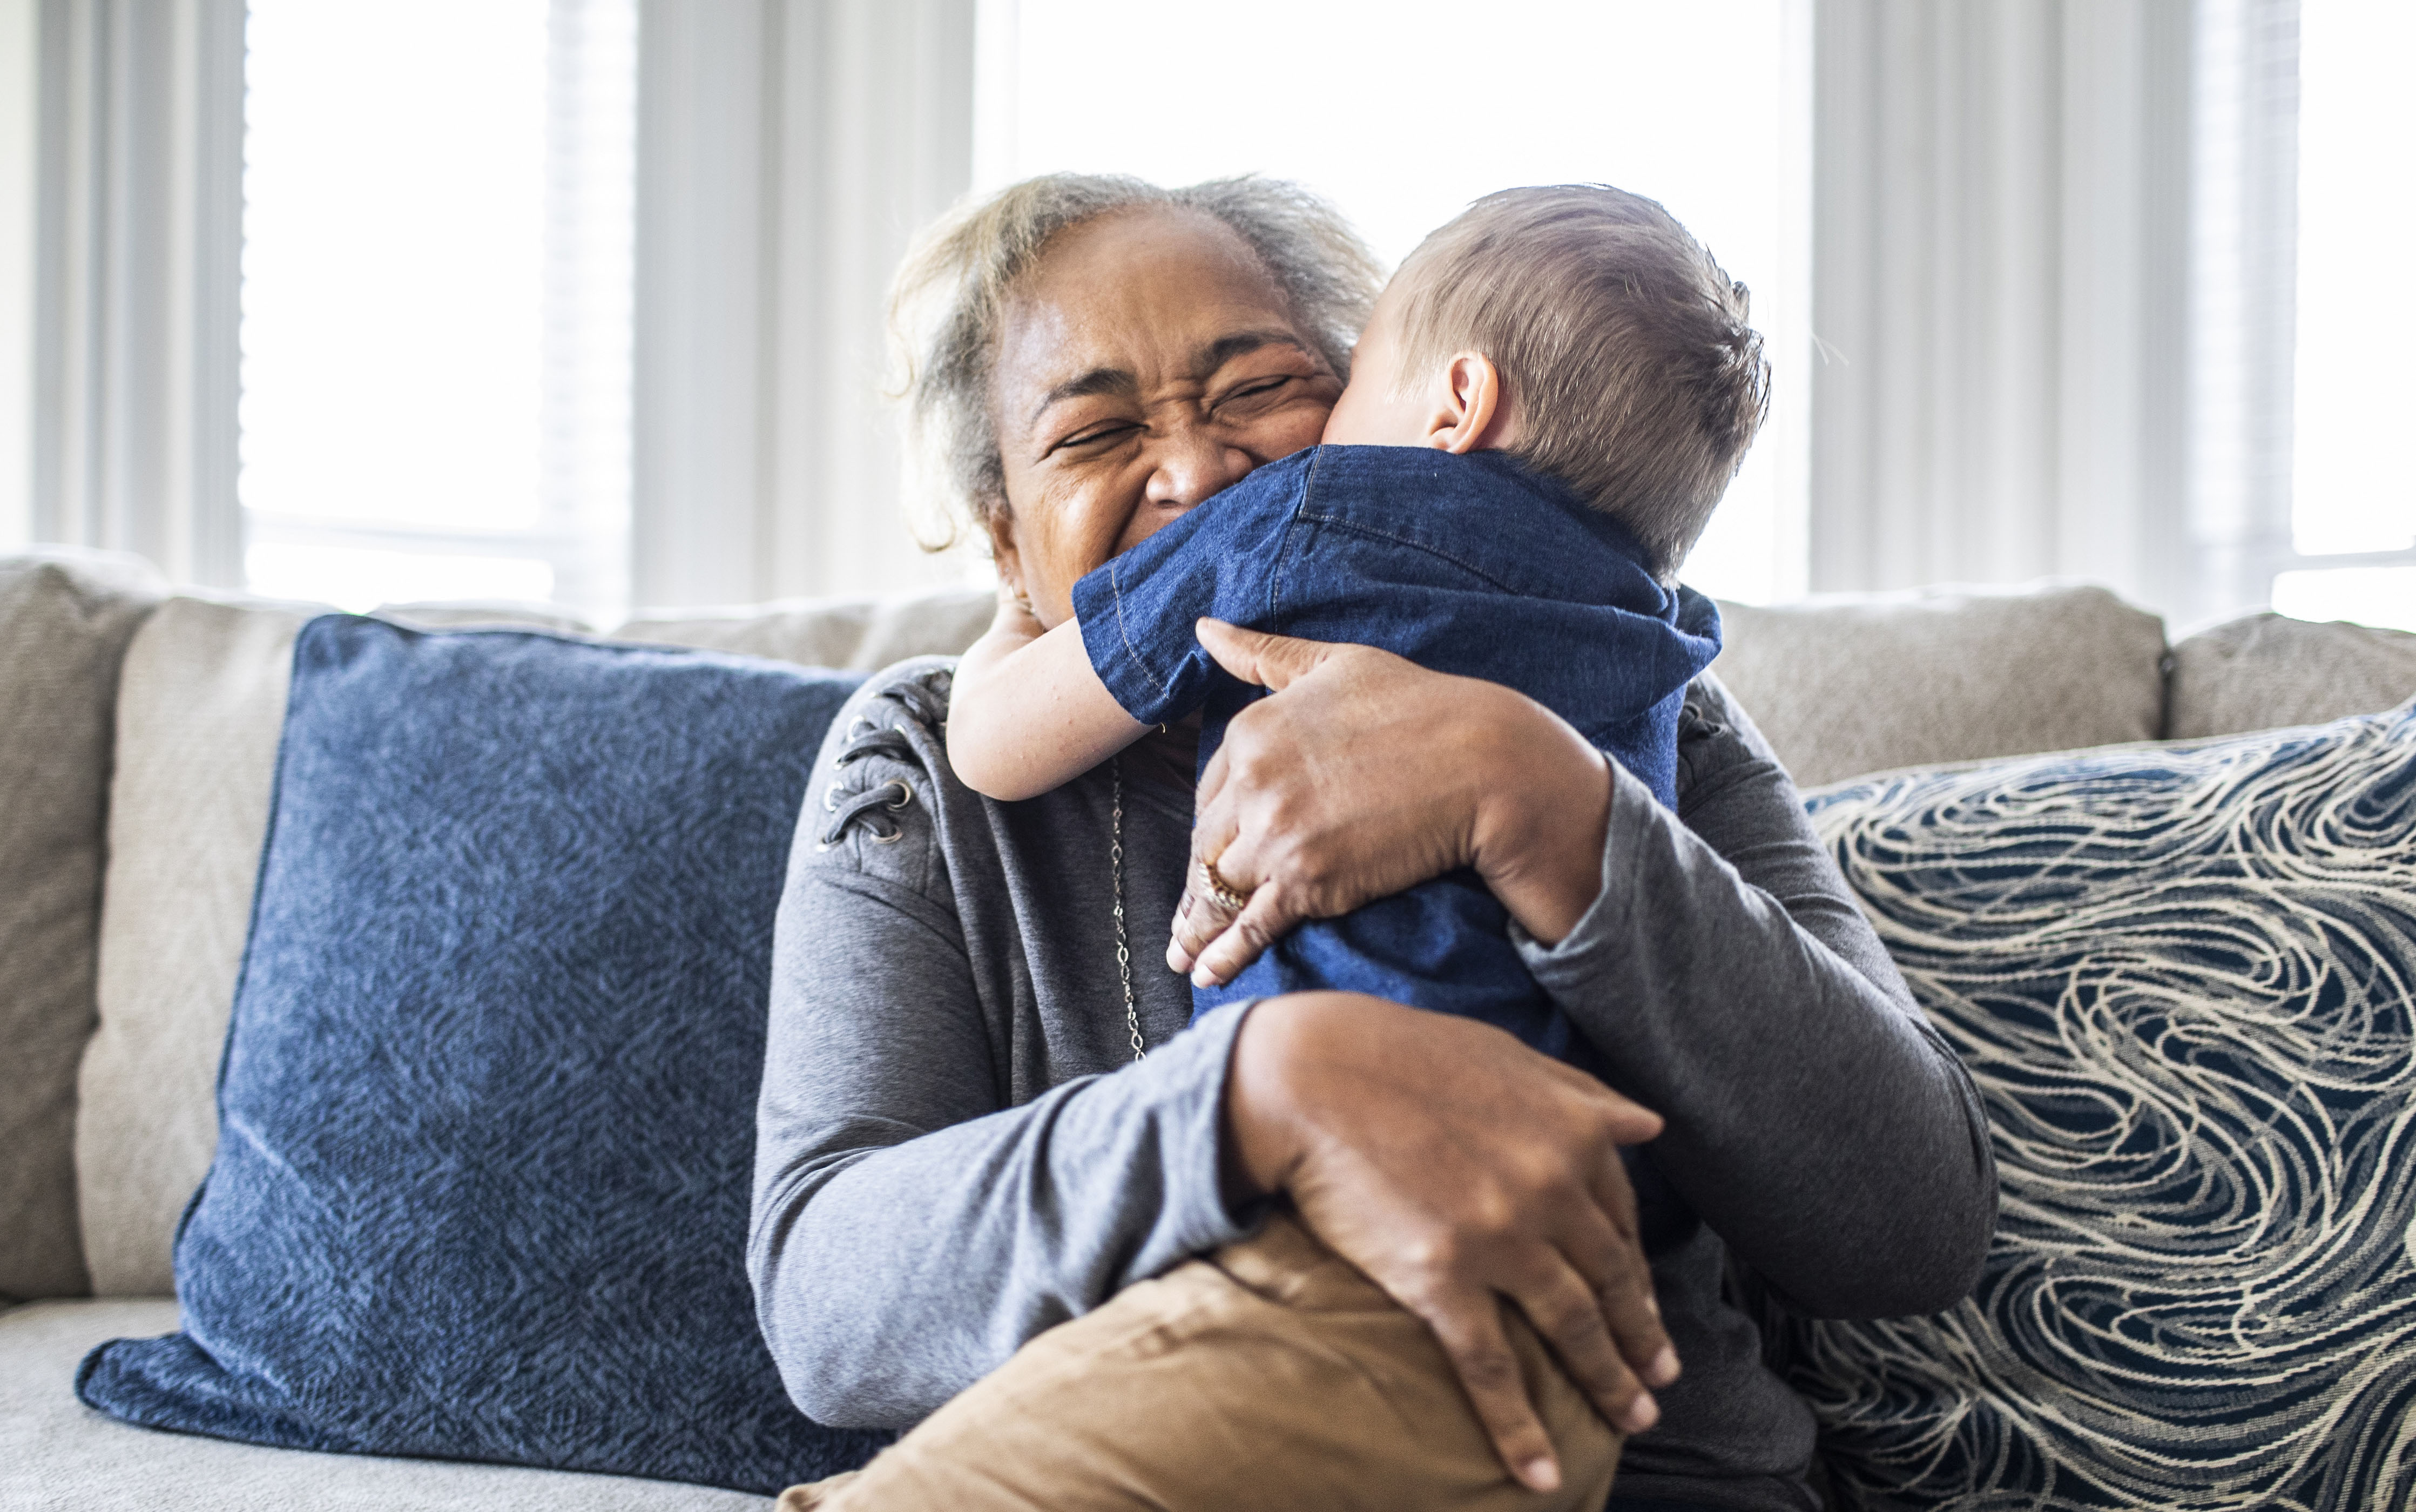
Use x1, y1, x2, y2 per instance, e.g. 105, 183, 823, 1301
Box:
1322, 185, 1769, 579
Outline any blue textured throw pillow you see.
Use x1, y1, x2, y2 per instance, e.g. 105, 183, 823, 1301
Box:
1788, 700, 2416, 1510
76, 616, 887, 1492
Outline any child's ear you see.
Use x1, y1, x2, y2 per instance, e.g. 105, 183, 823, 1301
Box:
1425, 352, 1516, 454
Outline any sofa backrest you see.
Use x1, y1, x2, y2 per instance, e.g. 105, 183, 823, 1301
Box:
0, 549, 166, 1304
2166, 612, 2416, 740
6, 555, 2415, 1299
614, 589, 995, 670
1709, 583, 2170, 789
77, 597, 314, 1294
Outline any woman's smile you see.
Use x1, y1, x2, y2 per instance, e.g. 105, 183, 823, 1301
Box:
986, 206, 1342, 627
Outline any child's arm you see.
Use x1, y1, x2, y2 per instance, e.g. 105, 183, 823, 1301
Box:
948, 588, 1151, 801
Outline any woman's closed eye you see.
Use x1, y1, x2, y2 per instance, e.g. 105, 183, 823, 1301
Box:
1046, 419, 1141, 456
1211, 376, 1296, 415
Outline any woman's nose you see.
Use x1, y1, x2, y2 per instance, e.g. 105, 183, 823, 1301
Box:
1143, 427, 1254, 511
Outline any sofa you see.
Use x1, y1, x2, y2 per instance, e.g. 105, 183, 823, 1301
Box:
5, 543, 2414, 1510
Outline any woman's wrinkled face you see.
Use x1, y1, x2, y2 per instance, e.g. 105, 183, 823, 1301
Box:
988, 207, 1344, 626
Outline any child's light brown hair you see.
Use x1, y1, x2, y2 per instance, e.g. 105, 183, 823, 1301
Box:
1389, 184, 1769, 579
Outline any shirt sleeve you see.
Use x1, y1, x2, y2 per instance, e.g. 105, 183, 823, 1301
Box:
747, 682, 1256, 1428
1069, 465, 1302, 728
1517, 673, 1999, 1320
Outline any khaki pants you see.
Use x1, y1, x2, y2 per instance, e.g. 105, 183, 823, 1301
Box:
780, 1213, 1621, 1512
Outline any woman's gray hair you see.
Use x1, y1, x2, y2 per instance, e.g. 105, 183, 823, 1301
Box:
888, 173, 1383, 545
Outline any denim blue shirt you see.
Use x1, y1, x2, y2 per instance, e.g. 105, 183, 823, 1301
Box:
1070, 445, 1721, 1056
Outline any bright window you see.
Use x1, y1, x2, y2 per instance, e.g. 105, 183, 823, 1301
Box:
976, 0, 1811, 606
2283, 0, 2416, 629
240, 0, 635, 623
2271, 565, 2416, 630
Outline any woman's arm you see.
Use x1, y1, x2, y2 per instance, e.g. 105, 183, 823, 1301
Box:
750, 868, 1254, 1426
947, 589, 1147, 801
1171, 627, 1994, 1319
1223, 990, 1675, 1493
1171, 621, 1612, 986
1519, 677, 1995, 1318
748, 678, 1247, 1427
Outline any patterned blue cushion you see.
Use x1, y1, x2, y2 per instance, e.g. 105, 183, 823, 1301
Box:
1790, 700, 2416, 1510
75, 616, 888, 1492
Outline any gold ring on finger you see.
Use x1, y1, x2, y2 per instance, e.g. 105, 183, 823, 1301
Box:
1196, 855, 1253, 913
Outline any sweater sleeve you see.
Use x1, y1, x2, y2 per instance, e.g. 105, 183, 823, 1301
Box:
1519, 674, 1998, 1320
746, 680, 1254, 1429
1069, 461, 1303, 727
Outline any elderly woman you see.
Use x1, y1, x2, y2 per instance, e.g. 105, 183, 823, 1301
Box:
749, 174, 1994, 1512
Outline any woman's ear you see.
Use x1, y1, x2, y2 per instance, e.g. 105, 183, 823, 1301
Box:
984, 502, 1030, 603
1426, 352, 1516, 455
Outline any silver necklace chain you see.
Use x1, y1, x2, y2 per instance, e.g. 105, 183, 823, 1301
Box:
1111, 756, 1145, 1062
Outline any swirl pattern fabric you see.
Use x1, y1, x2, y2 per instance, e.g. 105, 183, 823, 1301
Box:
1791, 700, 2416, 1511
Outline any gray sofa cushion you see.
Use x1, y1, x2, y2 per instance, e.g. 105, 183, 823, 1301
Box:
613, 586, 993, 669
0, 549, 166, 1303
76, 597, 309, 1296
2167, 612, 2416, 739
1711, 582, 2169, 788
1, 1299, 762, 1510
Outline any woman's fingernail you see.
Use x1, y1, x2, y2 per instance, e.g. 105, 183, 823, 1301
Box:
1623, 1393, 1660, 1433
1646, 1346, 1679, 1387
1520, 1457, 1561, 1492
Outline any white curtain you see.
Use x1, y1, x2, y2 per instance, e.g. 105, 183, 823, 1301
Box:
1810, 0, 2297, 631
1, 0, 32, 550
31, 0, 243, 588
22, 0, 975, 610
630, 0, 976, 612
2186, 0, 2299, 628
26, 0, 2301, 621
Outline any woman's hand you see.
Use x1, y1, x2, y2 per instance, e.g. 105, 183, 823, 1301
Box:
1170, 620, 1617, 985
1226, 991, 1679, 1493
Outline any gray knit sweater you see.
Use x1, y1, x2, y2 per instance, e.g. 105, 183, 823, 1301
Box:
748, 660, 1995, 1511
